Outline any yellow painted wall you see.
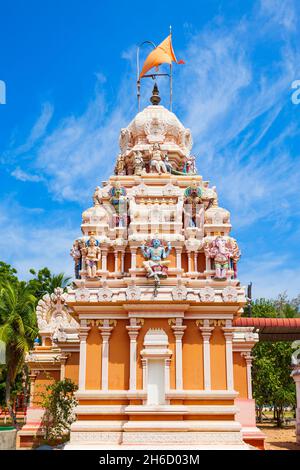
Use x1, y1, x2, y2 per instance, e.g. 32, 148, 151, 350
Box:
65, 352, 79, 385
33, 370, 60, 405
108, 320, 130, 390
233, 352, 248, 398
210, 327, 227, 390
182, 321, 204, 389
86, 325, 102, 389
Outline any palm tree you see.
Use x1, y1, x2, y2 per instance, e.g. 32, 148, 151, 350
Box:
28, 268, 71, 299
47, 273, 72, 294
0, 281, 38, 426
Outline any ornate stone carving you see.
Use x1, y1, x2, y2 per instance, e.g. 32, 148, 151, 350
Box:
98, 282, 113, 301
36, 288, 78, 343
222, 286, 238, 303
199, 287, 215, 302
119, 128, 131, 154
125, 282, 141, 300
171, 280, 187, 300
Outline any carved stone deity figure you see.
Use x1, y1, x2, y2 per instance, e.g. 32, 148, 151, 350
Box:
114, 154, 126, 175
204, 236, 240, 280
184, 181, 203, 227
184, 155, 197, 174
70, 239, 83, 279
149, 143, 168, 174
109, 181, 128, 227
140, 237, 172, 284
93, 186, 102, 205
82, 236, 101, 278
133, 151, 145, 176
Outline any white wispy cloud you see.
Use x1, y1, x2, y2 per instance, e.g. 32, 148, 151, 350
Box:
0, 198, 76, 279
11, 167, 44, 183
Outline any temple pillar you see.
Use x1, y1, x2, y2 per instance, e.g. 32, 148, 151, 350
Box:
291, 367, 300, 444
126, 318, 143, 390
242, 352, 253, 399
98, 320, 116, 390
222, 321, 234, 391
187, 251, 192, 273
193, 252, 198, 273
78, 322, 90, 391
198, 319, 214, 390
176, 248, 182, 270
170, 318, 186, 389
120, 250, 125, 273
114, 251, 118, 273
131, 248, 137, 270
60, 354, 69, 381
29, 371, 39, 406
101, 248, 108, 271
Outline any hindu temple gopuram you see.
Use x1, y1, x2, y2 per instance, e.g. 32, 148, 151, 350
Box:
18, 82, 266, 450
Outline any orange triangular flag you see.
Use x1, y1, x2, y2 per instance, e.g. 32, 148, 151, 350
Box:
139, 34, 185, 78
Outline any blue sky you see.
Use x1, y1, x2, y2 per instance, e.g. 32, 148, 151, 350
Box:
0, 0, 300, 299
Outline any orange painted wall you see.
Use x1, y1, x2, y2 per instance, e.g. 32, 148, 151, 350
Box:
107, 252, 115, 272
181, 252, 188, 273
86, 325, 102, 390
197, 252, 206, 273
108, 320, 130, 390
65, 352, 79, 385
233, 352, 248, 398
124, 252, 131, 273
210, 327, 227, 390
182, 321, 204, 389
136, 319, 176, 390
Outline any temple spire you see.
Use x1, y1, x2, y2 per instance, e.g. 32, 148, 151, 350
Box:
150, 82, 161, 105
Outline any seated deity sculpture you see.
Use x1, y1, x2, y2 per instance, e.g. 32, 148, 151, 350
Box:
82, 235, 101, 278
184, 181, 203, 227
140, 237, 172, 284
114, 154, 126, 175
109, 182, 128, 227
204, 236, 240, 280
149, 143, 168, 174
133, 151, 146, 175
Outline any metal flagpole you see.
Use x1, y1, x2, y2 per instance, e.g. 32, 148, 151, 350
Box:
169, 25, 172, 111
136, 40, 157, 112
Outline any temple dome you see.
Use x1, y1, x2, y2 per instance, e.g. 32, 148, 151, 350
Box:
119, 104, 193, 155
82, 204, 109, 225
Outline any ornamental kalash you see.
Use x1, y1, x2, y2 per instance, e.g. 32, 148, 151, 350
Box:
19, 38, 265, 450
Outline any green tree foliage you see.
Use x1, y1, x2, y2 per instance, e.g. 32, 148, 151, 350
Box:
0, 282, 38, 425
252, 341, 296, 426
0, 262, 19, 286
40, 378, 78, 442
27, 267, 71, 299
248, 295, 298, 426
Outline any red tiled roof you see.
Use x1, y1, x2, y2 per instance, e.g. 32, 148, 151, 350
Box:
233, 317, 300, 340
234, 318, 300, 328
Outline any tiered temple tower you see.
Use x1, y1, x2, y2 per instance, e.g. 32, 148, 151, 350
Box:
19, 86, 265, 449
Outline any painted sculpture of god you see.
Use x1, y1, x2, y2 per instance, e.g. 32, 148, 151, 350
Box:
204, 236, 241, 280
149, 143, 168, 174
140, 237, 172, 283
82, 235, 101, 278
109, 182, 127, 227
70, 239, 85, 279
184, 181, 203, 227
